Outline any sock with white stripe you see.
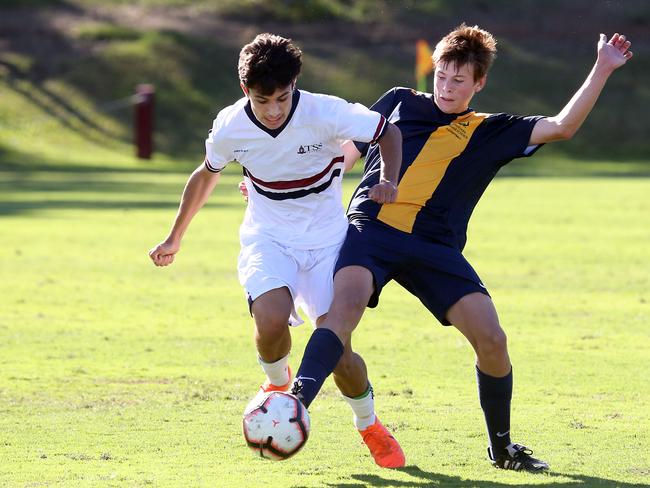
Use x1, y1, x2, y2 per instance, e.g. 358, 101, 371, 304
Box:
259, 353, 290, 386
476, 366, 513, 455
342, 383, 376, 431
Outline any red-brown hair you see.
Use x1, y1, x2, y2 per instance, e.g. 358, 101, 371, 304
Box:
432, 24, 497, 80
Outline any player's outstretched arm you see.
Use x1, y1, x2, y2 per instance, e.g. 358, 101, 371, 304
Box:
368, 122, 402, 203
530, 33, 633, 145
149, 162, 221, 267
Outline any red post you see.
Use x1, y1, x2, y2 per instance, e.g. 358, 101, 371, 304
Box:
135, 84, 155, 159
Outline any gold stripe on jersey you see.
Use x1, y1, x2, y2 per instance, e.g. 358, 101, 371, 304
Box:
377, 112, 488, 233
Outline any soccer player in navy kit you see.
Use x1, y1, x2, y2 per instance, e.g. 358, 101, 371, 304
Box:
290, 25, 633, 471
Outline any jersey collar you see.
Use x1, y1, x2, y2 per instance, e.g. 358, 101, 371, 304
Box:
244, 89, 301, 138
431, 97, 473, 121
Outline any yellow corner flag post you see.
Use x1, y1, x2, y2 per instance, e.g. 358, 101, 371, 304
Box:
415, 39, 433, 92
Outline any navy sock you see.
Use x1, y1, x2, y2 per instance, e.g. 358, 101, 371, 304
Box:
476, 366, 513, 455
291, 328, 344, 408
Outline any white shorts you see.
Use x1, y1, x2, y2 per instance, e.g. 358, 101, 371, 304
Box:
238, 236, 343, 326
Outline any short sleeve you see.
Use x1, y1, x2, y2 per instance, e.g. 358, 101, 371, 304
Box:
330, 97, 387, 148
487, 114, 545, 167
204, 111, 234, 173
353, 88, 399, 156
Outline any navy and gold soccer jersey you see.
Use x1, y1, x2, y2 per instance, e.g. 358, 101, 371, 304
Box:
337, 87, 545, 323
350, 87, 543, 251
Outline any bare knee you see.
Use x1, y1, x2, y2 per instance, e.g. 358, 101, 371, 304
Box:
327, 266, 373, 333
337, 291, 368, 319
254, 311, 289, 340
251, 288, 292, 341
476, 327, 508, 359
322, 292, 368, 346
251, 303, 290, 343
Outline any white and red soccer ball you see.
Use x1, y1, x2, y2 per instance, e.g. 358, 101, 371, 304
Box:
242, 391, 310, 460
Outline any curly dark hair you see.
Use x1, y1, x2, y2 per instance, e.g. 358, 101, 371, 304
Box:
238, 33, 302, 95
433, 24, 497, 80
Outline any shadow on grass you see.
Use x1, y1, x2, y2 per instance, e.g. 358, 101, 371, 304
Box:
2, 138, 648, 218
0, 189, 243, 215
0, 142, 197, 175
1, 176, 184, 194
0, 146, 245, 216
0, 176, 243, 214
323, 466, 649, 487
0, 200, 238, 215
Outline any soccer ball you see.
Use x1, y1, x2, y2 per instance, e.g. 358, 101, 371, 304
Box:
242, 391, 310, 460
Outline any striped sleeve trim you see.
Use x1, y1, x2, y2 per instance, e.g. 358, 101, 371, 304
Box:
204, 157, 222, 173
370, 115, 388, 144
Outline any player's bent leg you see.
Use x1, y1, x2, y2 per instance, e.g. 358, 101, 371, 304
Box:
251, 286, 293, 363
447, 292, 548, 472
322, 265, 375, 344
246, 287, 294, 413
447, 292, 510, 377
290, 266, 374, 409
331, 339, 368, 398
448, 293, 513, 458
332, 340, 405, 468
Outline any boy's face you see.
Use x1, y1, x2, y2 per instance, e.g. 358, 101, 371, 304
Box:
242, 82, 295, 129
433, 62, 486, 114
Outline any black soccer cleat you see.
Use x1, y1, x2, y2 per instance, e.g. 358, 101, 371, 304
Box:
488, 443, 549, 472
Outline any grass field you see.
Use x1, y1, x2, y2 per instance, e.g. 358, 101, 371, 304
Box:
1, 156, 649, 487
2, 2, 648, 486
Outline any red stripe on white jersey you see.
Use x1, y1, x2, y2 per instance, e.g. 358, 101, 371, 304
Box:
245, 156, 344, 190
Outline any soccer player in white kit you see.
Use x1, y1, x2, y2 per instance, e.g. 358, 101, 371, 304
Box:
149, 33, 405, 467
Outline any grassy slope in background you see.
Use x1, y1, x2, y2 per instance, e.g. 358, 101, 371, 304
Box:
1, 0, 649, 168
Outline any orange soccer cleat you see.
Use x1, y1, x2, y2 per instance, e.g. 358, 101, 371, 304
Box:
359, 417, 406, 468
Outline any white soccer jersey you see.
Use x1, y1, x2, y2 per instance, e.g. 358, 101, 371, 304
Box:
205, 89, 387, 249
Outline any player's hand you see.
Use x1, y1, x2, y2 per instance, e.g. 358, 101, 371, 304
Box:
238, 180, 249, 202
597, 33, 633, 72
148, 238, 180, 267
368, 179, 398, 204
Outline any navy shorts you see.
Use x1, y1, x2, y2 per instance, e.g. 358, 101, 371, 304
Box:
334, 219, 490, 325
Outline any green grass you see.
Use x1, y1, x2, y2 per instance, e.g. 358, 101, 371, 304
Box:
76, 24, 143, 42
1, 2, 648, 484
1, 155, 649, 487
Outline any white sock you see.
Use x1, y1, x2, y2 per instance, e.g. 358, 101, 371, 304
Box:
342, 384, 376, 431
258, 353, 290, 386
